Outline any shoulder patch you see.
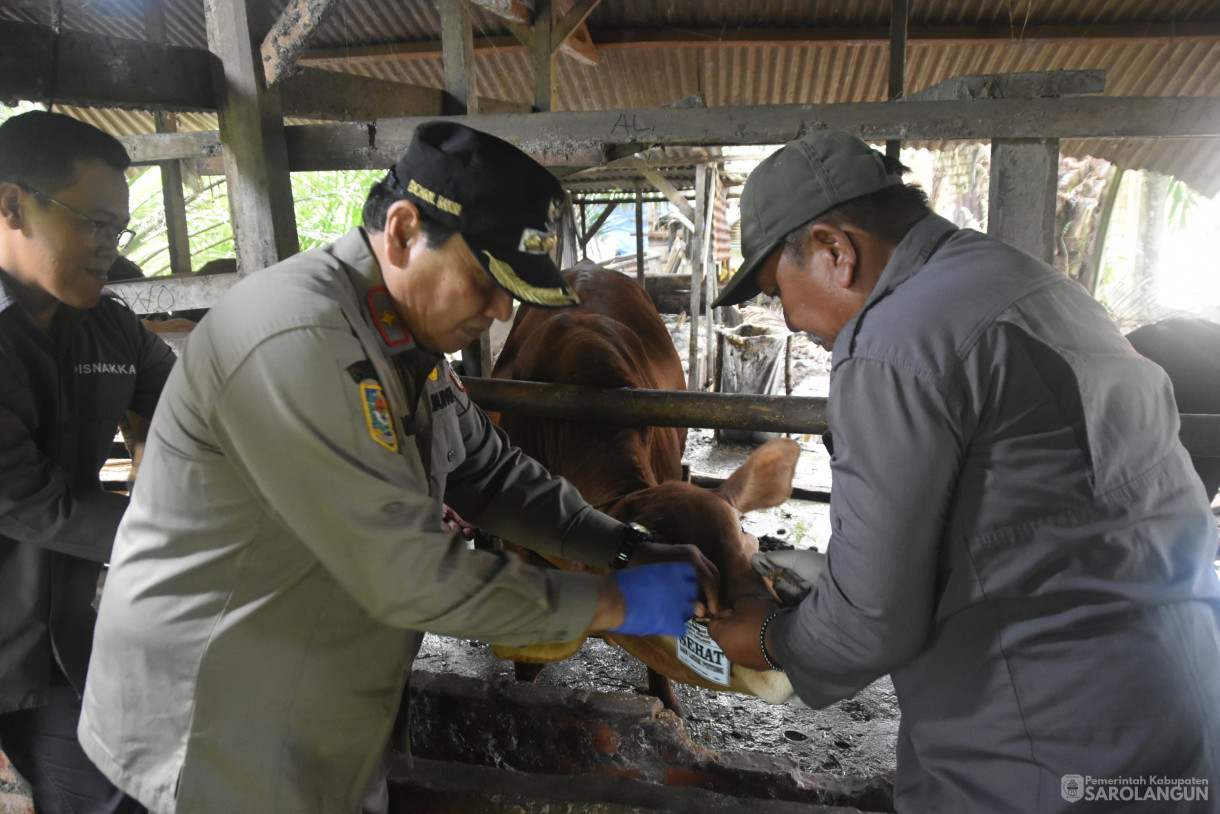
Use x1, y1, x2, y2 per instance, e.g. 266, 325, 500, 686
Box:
359, 379, 399, 452
346, 360, 379, 384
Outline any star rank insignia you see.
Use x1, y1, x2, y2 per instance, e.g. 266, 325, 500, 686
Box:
366, 286, 411, 346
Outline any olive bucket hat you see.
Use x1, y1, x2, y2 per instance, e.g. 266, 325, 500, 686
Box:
713, 129, 903, 308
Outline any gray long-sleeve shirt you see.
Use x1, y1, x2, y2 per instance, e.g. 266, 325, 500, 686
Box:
79, 229, 625, 814
770, 214, 1220, 813
0, 273, 175, 712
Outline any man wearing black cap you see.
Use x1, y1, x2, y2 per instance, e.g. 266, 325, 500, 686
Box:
708, 129, 1220, 812
78, 122, 717, 814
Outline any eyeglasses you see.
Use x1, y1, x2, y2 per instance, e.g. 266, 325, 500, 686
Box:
18, 184, 136, 250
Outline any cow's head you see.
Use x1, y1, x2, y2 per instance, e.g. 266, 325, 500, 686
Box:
610, 438, 802, 606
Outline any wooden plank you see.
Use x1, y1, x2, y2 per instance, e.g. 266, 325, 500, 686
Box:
203, 0, 298, 272
260, 0, 343, 87
0, 20, 215, 110
908, 69, 1107, 101
281, 68, 443, 121
989, 138, 1060, 263
107, 273, 239, 314
440, 0, 479, 115
118, 97, 1220, 170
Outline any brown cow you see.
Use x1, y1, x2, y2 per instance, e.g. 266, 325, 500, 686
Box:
489, 261, 796, 709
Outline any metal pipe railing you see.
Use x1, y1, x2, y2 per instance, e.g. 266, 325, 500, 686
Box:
465, 378, 1220, 459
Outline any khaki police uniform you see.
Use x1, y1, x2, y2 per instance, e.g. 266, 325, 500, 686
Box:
79, 228, 624, 814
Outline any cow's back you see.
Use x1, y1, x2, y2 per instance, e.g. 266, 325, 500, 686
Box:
492, 263, 686, 503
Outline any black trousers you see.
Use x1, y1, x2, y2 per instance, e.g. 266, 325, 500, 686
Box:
0, 676, 144, 814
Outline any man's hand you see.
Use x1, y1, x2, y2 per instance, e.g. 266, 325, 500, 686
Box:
441, 504, 476, 539
751, 548, 826, 606
707, 596, 783, 672
630, 539, 721, 616
587, 563, 700, 637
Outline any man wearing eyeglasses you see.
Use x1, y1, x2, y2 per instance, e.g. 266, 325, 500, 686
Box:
0, 110, 174, 814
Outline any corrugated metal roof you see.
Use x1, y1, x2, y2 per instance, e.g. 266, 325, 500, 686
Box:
5, 0, 1220, 191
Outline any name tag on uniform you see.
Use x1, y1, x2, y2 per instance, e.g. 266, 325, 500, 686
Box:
677, 619, 730, 686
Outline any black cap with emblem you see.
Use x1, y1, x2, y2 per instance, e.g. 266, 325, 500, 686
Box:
389, 121, 579, 308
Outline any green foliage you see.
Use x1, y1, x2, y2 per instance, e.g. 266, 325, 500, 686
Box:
1166, 178, 1200, 232
124, 168, 383, 276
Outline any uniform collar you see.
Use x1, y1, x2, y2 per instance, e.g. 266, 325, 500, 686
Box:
331, 228, 443, 366
835, 213, 957, 359
864, 212, 958, 307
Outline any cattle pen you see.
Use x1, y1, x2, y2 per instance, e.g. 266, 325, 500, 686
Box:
6, 2, 1220, 812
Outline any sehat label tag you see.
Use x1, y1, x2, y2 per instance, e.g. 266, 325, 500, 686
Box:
677, 618, 731, 686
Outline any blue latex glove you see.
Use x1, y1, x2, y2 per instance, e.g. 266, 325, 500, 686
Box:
608, 562, 699, 637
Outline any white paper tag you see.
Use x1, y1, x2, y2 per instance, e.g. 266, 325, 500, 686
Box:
677, 618, 731, 686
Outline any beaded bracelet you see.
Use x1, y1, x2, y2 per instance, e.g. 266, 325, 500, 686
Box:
760, 609, 785, 672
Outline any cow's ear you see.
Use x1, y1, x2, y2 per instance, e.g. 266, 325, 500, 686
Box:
715, 438, 800, 513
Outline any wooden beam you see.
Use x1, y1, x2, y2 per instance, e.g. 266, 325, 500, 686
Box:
533, 0, 553, 112
144, 3, 192, 277
907, 69, 1107, 101
686, 164, 708, 391
587, 22, 1220, 48
260, 0, 343, 87
299, 21, 1220, 68
441, 0, 479, 115
204, 0, 298, 272
578, 201, 617, 249
552, 0, 600, 65
119, 97, 1220, 171
281, 68, 443, 120
886, 0, 908, 159
469, 0, 531, 25
0, 20, 215, 110
989, 138, 1060, 263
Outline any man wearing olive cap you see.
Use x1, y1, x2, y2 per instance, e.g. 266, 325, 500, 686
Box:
78, 122, 718, 814
709, 129, 1220, 812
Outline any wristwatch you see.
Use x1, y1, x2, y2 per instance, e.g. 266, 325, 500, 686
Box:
609, 523, 653, 570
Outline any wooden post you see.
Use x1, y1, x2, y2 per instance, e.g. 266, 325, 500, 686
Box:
702, 166, 716, 391
145, 0, 191, 276
203, 0, 299, 274
154, 113, 193, 276
532, 0, 554, 112
886, 0, 907, 160
687, 165, 707, 391
635, 186, 644, 285
988, 138, 1059, 264
441, 0, 479, 115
